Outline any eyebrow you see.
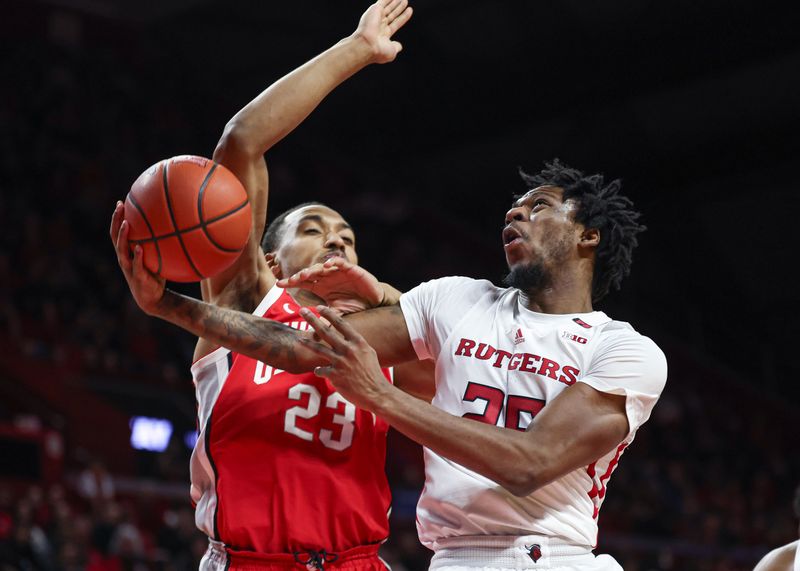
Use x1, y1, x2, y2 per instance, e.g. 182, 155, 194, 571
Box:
514, 187, 560, 206
297, 214, 353, 231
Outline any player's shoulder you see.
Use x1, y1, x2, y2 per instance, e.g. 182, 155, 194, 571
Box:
420, 275, 495, 289
753, 540, 799, 571
598, 319, 663, 353
595, 319, 667, 374
416, 275, 503, 298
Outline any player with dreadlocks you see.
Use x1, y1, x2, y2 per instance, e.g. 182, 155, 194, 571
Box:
118, 159, 668, 571
513, 159, 646, 303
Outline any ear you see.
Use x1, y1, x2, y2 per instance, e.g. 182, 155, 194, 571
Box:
579, 227, 600, 250
264, 252, 283, 279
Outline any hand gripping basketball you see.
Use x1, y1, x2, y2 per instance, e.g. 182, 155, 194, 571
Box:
110, 201, 166, 316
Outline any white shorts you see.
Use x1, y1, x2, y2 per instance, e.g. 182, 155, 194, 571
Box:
428, 535, 623, 571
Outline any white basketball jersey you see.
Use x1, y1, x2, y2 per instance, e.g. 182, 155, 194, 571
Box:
399, 277, 667, 549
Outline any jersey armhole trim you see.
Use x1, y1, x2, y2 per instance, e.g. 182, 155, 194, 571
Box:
191, 345, 230, 375
251, 283, 284, 316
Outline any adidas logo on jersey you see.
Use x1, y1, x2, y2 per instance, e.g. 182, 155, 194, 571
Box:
513, 328, 525, 345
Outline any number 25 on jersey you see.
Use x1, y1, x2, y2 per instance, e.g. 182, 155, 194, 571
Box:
462, 381, 546, 430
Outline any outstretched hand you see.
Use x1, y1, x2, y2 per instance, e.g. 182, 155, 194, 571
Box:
299, 306, 390, 411
110, 201, 166, 316
277, 258, 384, 315
354, 0, 413, 64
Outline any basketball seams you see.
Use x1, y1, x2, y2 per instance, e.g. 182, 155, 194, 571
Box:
162, 161, 204, 280
129, 199, 249, 252
199, 198, 250, 253
198, 162, 248, 254
196, 162, 219, 231
127, 182, 163, 276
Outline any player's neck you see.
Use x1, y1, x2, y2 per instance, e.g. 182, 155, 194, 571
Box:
518, 281, 594, 315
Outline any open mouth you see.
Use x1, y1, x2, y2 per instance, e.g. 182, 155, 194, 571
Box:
502, 226, 523, 247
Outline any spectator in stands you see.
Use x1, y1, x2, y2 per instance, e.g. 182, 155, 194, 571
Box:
76, 458, 115, 512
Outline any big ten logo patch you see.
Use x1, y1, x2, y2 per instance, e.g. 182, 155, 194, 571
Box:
562, 331, 587, 345
253, 320, 313, 385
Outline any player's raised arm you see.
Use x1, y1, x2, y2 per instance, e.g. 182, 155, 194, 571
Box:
204, 0, 413, 308
111, 0, 415, 361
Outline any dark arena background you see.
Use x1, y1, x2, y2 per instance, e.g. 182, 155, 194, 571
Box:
1, 0, 799, 569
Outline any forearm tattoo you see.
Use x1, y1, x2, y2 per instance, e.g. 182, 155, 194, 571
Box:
159, 289, 301, 370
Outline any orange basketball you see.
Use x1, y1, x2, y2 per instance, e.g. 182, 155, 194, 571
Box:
124, 155, 252, 282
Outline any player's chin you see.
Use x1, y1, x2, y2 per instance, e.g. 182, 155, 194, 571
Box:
504, 251, 530, 269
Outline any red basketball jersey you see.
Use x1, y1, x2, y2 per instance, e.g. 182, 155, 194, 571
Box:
189, 286, 392, 555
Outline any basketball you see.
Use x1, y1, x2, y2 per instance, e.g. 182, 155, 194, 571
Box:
124, 155, 252, 282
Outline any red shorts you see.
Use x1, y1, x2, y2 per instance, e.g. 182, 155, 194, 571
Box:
200, 540, 388, 571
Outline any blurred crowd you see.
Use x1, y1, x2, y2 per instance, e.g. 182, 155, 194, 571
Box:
597, 368, 799, 571
1, 5, 798, 571
0, 468, 206, 570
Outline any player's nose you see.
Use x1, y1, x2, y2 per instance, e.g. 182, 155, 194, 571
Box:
324, 231, 345, 249
505, 205, 527, 225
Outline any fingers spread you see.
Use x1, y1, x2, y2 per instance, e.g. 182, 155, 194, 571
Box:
389, 6, 412, 34
318, 306, 364, 344
383, 0, 402, 17
299, 337, 338, 361
281, 263, 345, 290
308, 261, 344, 276
386, 0, 408, 22
300, 308, 349, 352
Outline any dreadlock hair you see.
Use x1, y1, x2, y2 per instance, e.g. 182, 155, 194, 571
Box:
260, 201, 329, 253
518, 159, 646, 303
